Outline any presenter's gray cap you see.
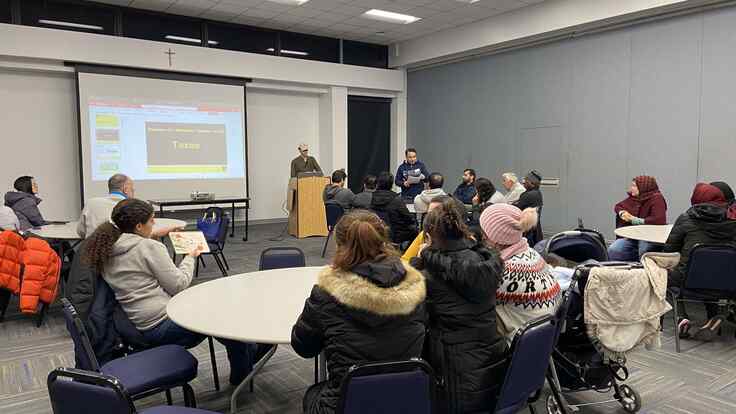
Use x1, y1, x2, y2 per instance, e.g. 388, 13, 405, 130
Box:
298, 143, 309, 151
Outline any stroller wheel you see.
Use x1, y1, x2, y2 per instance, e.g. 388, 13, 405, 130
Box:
545, 394, 563, 414
618, 384, 642, 413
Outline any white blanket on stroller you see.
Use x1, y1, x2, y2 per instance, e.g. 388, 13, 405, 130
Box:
584, 252, 679, 362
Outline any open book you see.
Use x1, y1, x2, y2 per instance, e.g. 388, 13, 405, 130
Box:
169, 231, 210, 255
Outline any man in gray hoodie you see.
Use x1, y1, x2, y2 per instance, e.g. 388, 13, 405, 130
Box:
414, 172, 447, 213
323, 169, 355, 211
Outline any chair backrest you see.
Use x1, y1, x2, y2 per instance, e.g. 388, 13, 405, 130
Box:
545, 229, 609, 263
48, 367, 134, 414
685, 244, 736, 293
325, 204, 345, 229
494, 315, 556, 414
338, 359, 435, 414
259, 247, 306, 270
60, 298, 101, 371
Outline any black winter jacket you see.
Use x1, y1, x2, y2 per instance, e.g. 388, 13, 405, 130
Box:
412, 238, 507, 413
370, 190, 418, 244
291, 258, 426, 414
4, 191, 46, 231
664, 203, 736, 286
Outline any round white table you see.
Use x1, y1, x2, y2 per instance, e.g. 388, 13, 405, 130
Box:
614, 224, 673, 244
154, 218, 187, 232
29, 222, 81, 240
167, 266, 323, 412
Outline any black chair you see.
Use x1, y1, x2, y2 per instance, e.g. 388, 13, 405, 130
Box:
494, 315, 559, 414
195, 207, 230, 278
48, 367, 218, 414
337, 359, 435, 414
544, 228, 609, 263
60, 298, 198, 407
259, 247, 306, 270
669, 244, 736, 353
322, 204, 345, 258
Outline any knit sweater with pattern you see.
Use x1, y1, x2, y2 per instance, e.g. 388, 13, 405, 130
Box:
495, 247, 561, 340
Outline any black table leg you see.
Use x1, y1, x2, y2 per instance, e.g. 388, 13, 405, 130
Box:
243, 203, 249, 242
230, 202, 236, 237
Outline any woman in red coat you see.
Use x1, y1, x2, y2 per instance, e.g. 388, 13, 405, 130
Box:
608, 176, 668, 261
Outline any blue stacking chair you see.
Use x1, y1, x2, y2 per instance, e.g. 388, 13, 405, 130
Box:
338, 359, 435, 414
494, 315, 558, 414
322, 204, 345, 258
259, 247, 306, 270
669, 244, 736, 352
196, 207, 230, 278
48, 367, 217, 414
61, 298, 199, 407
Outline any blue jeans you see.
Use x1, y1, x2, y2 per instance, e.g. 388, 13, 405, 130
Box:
142, 318, 257, 385
607, 238, 658, 262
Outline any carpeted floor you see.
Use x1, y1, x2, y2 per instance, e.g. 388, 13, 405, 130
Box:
1, 222, 735, 413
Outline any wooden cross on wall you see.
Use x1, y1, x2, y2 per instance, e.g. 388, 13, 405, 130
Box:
165, 48, 176, 67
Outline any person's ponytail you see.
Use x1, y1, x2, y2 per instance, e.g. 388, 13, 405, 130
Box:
82, 222, 123, 274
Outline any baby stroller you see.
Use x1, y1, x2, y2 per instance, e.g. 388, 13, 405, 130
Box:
543, 227, 609, 264
545, 262, 643, 414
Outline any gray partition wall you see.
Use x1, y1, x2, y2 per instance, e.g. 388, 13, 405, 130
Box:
407, 6, 736, 239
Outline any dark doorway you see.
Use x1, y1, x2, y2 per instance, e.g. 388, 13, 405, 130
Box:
347, 96, 391, 193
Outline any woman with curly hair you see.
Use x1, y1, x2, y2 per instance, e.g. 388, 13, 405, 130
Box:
411, 196, 506, 413
82, 198, 267, 386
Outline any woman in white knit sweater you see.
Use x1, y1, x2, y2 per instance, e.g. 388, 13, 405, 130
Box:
479, 204, 561, 340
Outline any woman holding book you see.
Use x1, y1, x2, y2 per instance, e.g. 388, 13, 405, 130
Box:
82, 198, 270, 386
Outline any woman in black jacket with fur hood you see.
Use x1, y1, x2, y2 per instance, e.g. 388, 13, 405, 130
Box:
411, 196, 507, 413
291, 210, 427, 414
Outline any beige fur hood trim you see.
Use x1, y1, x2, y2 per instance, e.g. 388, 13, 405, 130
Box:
318, 262, 425, 316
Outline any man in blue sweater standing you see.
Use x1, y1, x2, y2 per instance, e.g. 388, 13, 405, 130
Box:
395, 148, 429, 202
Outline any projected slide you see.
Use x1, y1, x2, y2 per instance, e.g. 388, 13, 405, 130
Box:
89, 99, 245, 181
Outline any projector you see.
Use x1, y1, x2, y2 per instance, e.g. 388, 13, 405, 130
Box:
190, 191, 215, 201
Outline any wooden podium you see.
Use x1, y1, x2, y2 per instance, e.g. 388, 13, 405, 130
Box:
288, 176, 330, 238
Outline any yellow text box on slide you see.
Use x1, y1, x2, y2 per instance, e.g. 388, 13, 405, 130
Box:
95, 114, 120, 128
147, 165, 227, 174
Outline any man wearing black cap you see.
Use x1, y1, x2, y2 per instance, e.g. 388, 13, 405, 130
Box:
514, 170, 544, 244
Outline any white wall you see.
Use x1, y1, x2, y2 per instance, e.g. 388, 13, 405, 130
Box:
247, 89, 321, 221
0, 23, 406, 222
390, 0, 716, 68
0, 68, 79, 221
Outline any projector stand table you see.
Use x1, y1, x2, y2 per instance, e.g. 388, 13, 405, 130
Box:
148, 197, 250, 241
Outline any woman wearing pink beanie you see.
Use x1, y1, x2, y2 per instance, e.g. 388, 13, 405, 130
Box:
480, 204, 561, 340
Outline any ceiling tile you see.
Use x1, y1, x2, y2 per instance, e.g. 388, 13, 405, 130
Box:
220, 0, 265, 5
329, 4, 370, 16
209, 2, 252, 13
284, 6, 324, 18
239, 7, 281, 19
270, 13, 310, 24
481, 0, 529, 12
423, 0, 463, 12
254, 2, 297, 12
305, 12, 350, 24
129, 0, 175, 11
167, 5, 211, 16
307, 0, 351, 12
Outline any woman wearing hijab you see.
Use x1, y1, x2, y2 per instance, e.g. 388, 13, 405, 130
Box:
608, 175, 668, 261
664, 183, 736, 340
710, 181, 736, 220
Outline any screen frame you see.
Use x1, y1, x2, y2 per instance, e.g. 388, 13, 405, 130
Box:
72, 63, 251, 207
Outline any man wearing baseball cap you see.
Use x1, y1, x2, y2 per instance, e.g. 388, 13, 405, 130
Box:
290, 143, 323, 177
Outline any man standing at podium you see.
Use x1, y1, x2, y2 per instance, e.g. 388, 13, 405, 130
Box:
290, 143, 323, 177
